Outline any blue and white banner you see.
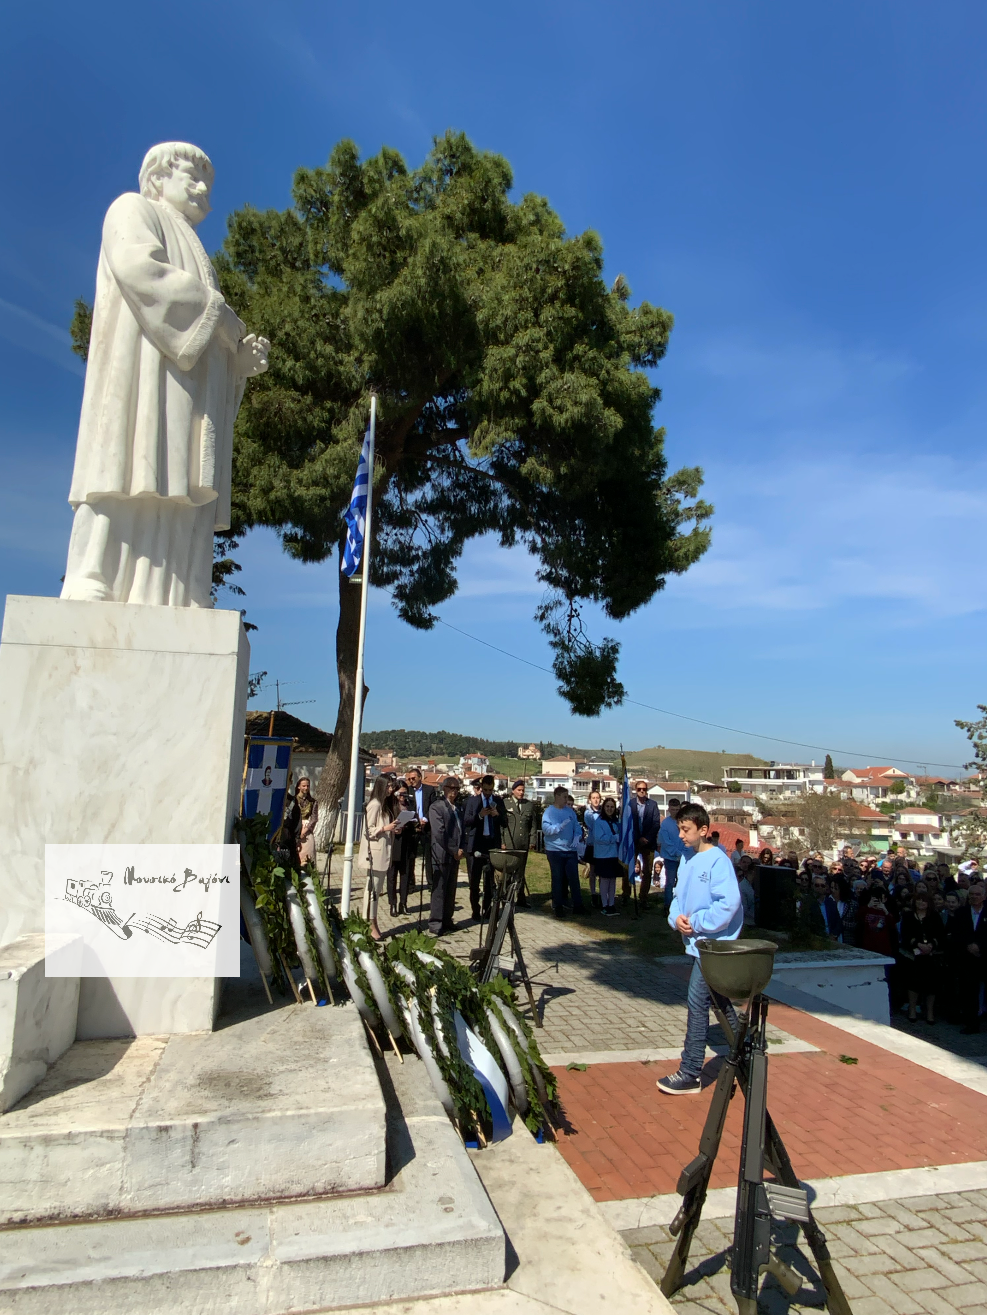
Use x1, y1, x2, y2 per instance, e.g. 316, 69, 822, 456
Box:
242, 738, 293, 838
341, 424, 372, 577
619, 772, 637, 870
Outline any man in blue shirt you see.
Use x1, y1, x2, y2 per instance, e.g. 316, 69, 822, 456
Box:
657, 802, 743, 1097
658, 797, 685, 916
542, 786, 584, 917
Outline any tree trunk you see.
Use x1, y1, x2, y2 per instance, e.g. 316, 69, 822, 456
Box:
315, 562, 367, 833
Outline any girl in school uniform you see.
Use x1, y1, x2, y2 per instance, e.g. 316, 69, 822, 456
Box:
592, 797, 622, 917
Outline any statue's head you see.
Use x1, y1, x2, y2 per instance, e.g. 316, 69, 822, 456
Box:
138, 142, 214, 227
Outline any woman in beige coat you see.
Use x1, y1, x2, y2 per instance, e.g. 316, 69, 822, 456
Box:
359, 777, 405, 940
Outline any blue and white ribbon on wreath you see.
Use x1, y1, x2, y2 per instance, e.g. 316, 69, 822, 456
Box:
453, 1011, 512, 1141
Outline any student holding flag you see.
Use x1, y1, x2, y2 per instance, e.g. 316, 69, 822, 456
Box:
617, 763, 638, 910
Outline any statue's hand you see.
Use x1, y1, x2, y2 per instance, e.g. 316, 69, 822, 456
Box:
237, 333, 270, 377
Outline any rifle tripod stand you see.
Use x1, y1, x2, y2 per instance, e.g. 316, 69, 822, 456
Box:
469, 850, 541, 1027
661, 943, 852, 1315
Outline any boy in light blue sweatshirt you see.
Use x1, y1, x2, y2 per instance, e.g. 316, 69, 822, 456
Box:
657, 802, 743, 1096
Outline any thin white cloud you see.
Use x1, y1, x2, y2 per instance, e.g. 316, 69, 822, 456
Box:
672, 450, 987, 619
0, 297, 84, 377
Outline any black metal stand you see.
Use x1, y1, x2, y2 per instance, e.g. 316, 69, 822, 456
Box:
660, 992, 852, 1315
470, 863, 542, 1027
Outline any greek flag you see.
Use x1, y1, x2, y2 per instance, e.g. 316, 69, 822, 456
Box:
341, 425, 372, 577
618, 771, 636, 869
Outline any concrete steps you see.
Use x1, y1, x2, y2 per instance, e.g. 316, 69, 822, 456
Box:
0, 999, 502, 1309
0, 1003, 386, 1226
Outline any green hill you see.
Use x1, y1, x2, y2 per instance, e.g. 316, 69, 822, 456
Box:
623, 746, 768, 784
360, 729, 768, 785
361, 729, 583, 760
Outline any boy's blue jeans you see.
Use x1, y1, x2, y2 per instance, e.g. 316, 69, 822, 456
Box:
547, 850, 583, 912
681, 957, 739, 1080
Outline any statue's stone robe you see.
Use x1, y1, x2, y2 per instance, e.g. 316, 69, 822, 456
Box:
61, 193, 244, 607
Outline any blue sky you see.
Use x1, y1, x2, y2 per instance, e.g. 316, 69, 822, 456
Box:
2, 1, 985, 770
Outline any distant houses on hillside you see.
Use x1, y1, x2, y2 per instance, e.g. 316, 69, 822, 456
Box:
356, 733, 980, 859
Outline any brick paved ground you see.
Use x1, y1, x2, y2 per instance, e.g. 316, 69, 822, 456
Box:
367, 866, 987, 1312
625, 1192, 987, 1314
553, 1000, 987, 1200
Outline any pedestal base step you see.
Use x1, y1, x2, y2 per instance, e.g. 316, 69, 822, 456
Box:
0, 1051, 505, 1314
0, 1002, 386, 1225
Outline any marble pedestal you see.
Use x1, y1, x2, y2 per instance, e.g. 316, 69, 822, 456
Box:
0, 1004, 386, 1226
0, 935, 80, 1112
767, 948, 895, 1024
0, 596, 249, 1038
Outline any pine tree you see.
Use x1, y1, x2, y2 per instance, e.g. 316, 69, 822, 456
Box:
88, 133, 712, 809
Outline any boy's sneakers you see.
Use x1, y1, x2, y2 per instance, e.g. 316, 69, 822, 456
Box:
656, 1071, 702, 1096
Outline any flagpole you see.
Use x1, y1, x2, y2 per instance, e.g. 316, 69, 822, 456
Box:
340, 394, 377, 917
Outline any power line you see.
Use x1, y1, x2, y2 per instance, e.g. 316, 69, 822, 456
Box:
433, 617, 969, 773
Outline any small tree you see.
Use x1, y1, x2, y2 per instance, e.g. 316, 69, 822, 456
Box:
954, 706, 987, 855
823, 754, 835, 780
790, 791, 860, 855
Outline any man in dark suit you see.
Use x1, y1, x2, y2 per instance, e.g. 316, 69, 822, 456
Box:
428, 776, 463, 935
948, 880, 987, 1033
463, 773, 507, 920
806, 870, 844, 942
402, 768, 437, 895
630, 779, 661, 911
502, 778, 537, 908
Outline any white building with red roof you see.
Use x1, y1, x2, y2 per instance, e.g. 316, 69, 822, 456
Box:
722, 762, 826, 797
647, 781, 693, 812
840, 765, 917, 803
892, 806, 945, 852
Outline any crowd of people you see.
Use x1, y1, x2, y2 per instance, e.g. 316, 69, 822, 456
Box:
346, 773, 697, 937
741, 843, 987, 1033
333, 769, 987, 1035
354, 770, 538, 940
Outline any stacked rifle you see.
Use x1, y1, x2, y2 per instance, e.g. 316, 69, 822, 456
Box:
661, 939, 853, 1315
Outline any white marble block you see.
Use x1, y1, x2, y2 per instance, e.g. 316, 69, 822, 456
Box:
768, 948, 895, 1025
0, 934, 80, 1111
0, 596, 249, 1038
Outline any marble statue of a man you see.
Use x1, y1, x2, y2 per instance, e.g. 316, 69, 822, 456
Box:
60, 142, 269, 608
